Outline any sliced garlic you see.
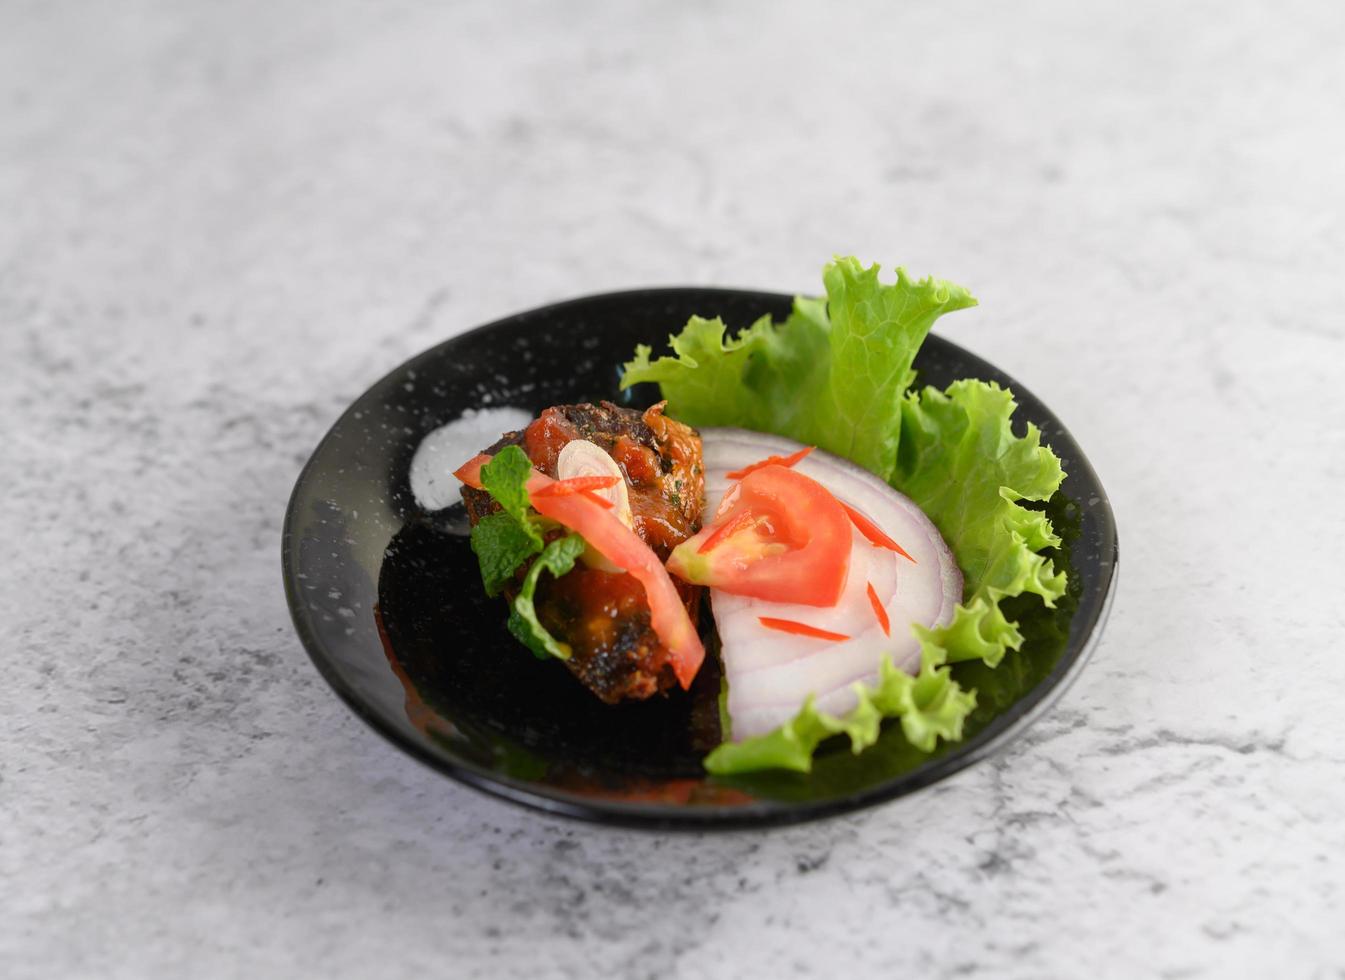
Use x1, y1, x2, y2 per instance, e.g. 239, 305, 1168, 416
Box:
556, 439, 634, 529
556, 439, 634, 573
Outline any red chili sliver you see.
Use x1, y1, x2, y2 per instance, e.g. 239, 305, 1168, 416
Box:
530, 475, 621, 497
757, 617, 850, 642
842, 501, 916, 563
579, 489, 614, 509
866, 581, 891, 636
726, 446, 814, 480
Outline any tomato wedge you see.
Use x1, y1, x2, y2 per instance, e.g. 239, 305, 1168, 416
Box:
455, 453, 705, 688
667, 464, 852, 607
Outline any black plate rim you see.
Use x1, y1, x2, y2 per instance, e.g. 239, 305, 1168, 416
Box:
282, 286, 1120, 831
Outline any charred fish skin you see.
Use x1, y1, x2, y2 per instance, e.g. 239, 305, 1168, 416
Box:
460, 402, 704, 703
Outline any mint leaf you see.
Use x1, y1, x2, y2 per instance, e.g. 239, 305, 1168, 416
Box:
468, 443, 549, 598
508, 534, 587, 660
479, 445, 543, 548
469, 449, 592, 662
470, 512, 540, 597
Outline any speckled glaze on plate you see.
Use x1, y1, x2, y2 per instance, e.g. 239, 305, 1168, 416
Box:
281, 289, 1118, 829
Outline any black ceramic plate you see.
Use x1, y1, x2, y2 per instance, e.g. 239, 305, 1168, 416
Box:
282, 289, 1118, 829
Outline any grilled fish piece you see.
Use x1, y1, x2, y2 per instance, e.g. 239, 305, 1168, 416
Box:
461, 401, 704, 702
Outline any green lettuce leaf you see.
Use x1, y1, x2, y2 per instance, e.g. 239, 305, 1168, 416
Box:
704, 657, 977, 774
898, 380, 1067, 668
467, 445, 588, 663
622, 257, 976, 476
507, 533, 587, 660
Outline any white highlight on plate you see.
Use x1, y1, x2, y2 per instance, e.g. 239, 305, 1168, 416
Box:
409, 406, 533, 511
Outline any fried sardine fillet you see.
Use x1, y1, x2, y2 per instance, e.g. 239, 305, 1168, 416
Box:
461, 402, 704, 702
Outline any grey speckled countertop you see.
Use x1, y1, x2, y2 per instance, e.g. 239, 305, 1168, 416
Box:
5, 2, 1344, 977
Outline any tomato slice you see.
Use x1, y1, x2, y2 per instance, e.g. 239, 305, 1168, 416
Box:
454, 453, 705, 688
666, 464, 851, 607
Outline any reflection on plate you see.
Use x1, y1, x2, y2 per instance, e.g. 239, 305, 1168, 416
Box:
282, 289, 1117, 829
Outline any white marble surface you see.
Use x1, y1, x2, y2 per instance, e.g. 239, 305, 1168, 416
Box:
4, 1, 1344, 976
